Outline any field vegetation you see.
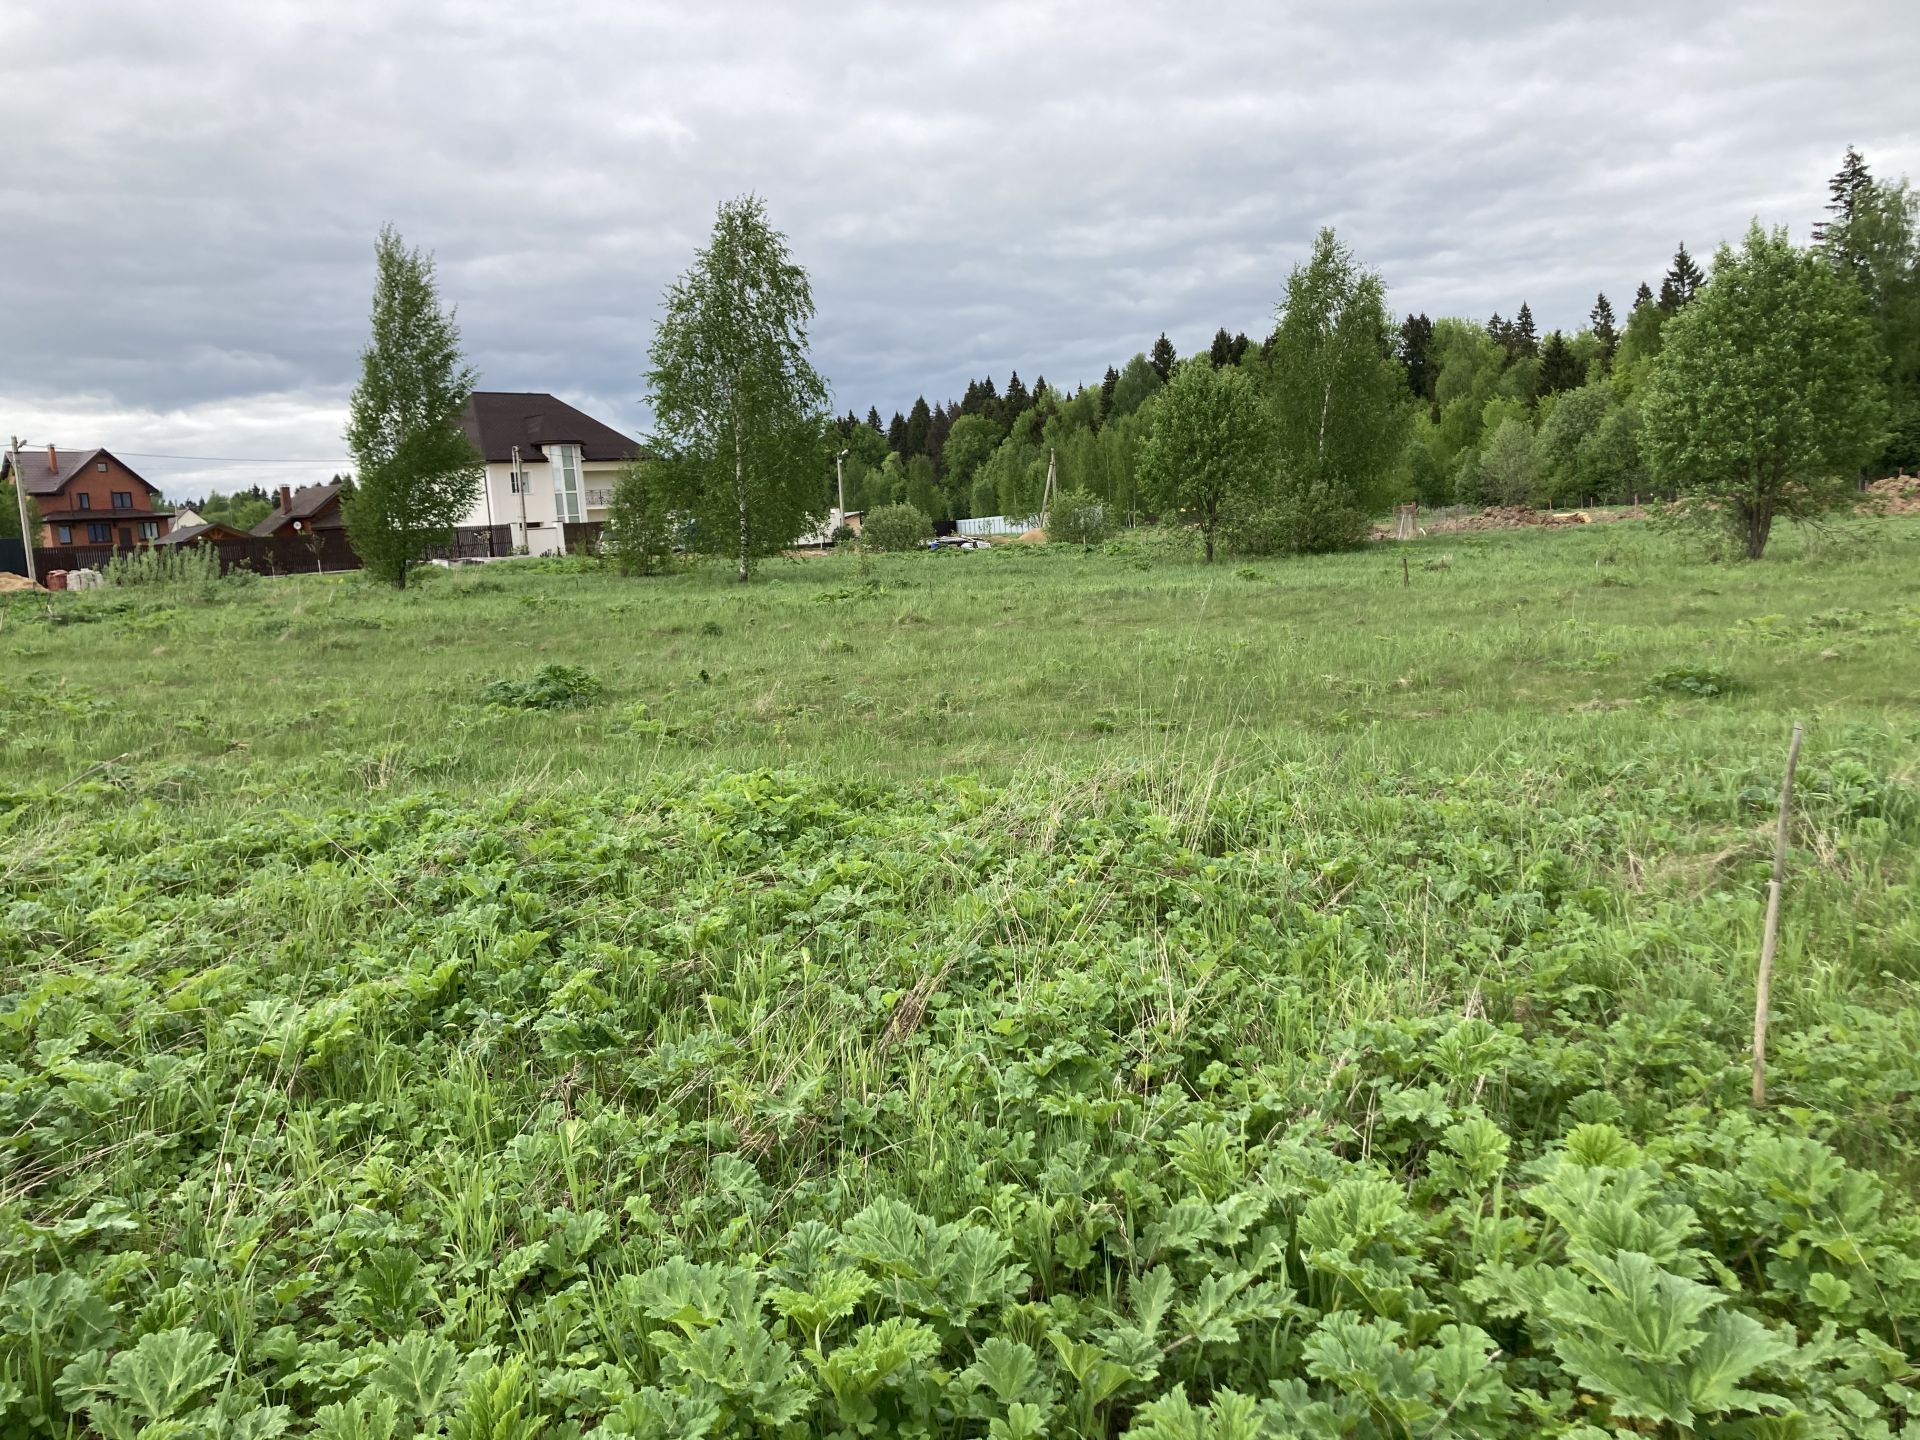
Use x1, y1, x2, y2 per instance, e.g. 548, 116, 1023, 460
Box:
4, 520, 1920, 1437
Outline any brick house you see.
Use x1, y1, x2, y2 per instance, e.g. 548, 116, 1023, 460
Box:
2, 445, 173, 547
251, 481, 347, 538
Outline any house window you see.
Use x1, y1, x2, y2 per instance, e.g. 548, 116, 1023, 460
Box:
140, 520, 159, 540
96, 461, 108, 472
77, 493, 91, 510
87, 521, 111, 543
112, 491, 133, 510
509, 470, 520, 493
55, 525, 72, 544
552, 446, 583, 523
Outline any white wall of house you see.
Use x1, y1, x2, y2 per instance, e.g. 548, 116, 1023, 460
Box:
455, 447, 631, 551
462, 457, 567, 554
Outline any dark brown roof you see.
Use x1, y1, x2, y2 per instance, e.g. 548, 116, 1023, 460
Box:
2, 446, 159, 497
458, 392, 645, 464
251, 481, 346, 536
154, 521, 247, 545
40, 507, 176, 522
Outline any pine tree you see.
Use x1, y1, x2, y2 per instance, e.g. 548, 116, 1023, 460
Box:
886, 412, 908, 453
1004, 370, 1030, 417
1228, 332, 1251, 365
342, 225, 482, 589
866, 406, 883, 433
1208, 327, 1233, 366
1397, 313, 1435, 400
1149, 332, 1177, 382
1100, 366, 1120, 417
1813, 146, 1873, 245
1487, 312, 1510, 353
1660, 243, 1704, 313
1589, 293, 1619, 364
1634, 281, 1655, 308
1032, 376, 1049, 401
1513, 302, 1539, 358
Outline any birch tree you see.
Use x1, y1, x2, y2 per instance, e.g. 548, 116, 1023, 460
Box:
647, 195, 829, 582
343, 226, 482, 588
1265, 228, 1410, 552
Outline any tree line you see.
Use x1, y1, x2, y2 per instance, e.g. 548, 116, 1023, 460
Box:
340, 146, 1913, 582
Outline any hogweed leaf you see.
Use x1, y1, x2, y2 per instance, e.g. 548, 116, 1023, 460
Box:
104, 1328, 228, 1423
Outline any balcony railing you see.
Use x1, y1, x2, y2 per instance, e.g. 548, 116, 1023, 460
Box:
585, 488, 614, 509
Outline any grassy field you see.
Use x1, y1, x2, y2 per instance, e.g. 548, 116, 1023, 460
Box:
3, 520, 1919, 1438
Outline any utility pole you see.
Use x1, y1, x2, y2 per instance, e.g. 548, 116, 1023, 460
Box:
8, 436, 36, 585
511, 443, 527, 550
835, 448, 848, 520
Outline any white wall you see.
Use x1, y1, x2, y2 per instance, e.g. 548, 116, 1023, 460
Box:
461, 460, 567, 554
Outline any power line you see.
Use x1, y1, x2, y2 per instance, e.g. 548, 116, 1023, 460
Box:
10, 442, 348, 464
111, 451, 351, 465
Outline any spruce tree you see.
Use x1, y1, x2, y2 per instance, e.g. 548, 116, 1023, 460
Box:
886, 412, 908, 453
1513, 302, 1539, 357
1228, 332, 1251, 365
1634, 281, 1655, 308
1813, 145, 1873, 245
1397, 313, 1435, 399
1100, 365, 1120, 417
1486, 312, 1510, 353
1660, 243, 1704, 313
1589, 293, 1619, 365
1004, 371, 1031, 416
1539, 330, 1581, 393
342, 225, 482, 589
1208, 327, 1233, 366
904, 397, 932, 457
866, 406, 883, 433
1149, 332, 1177, 382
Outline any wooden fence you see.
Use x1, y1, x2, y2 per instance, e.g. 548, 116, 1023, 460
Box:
13, 525, 516, 580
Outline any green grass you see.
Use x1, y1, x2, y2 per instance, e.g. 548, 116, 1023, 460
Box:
6, 519, 1919, 802
3, 519, 1919, 1438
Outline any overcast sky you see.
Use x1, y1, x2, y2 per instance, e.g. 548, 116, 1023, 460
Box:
4, 1, 1916, 498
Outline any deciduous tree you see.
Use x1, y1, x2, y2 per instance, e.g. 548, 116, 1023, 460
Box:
1643, 224, 1887, 558
342, 225, 483, 589
1264, 229, 1411, 551
645, 194, 830, 582
1137, 359, 1269, 562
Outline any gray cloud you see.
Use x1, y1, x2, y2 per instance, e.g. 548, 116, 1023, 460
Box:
4, 0, 1915, 497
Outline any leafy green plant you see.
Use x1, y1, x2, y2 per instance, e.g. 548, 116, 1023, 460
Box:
480, 664, 604, 710
1645, 664, 1740, 697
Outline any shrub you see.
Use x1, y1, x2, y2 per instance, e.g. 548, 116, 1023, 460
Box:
100, 545, 221, 597
1048, 489, 1108, 546
480, 664, 603, 710
605, 461, 679, 576
860, 504, 933, 552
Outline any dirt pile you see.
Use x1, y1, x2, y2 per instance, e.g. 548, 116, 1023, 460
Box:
0, 573, 44, 593
1425, 505, 1642, 534
1863, 475, 1920, 515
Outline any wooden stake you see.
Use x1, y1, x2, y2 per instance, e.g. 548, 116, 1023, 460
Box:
1751, 721, 1804, 1109
1401, 555, 1410, 587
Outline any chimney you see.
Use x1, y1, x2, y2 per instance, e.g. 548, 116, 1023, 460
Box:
46, 443, 57, 474
279, 484, 293, 514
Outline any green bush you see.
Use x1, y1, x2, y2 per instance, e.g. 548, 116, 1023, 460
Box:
860, 503, 933, 552
480, 663, 603, 710
100, 544, 221, 597
1048, 489, 1108, 546
605, 461, 679, 576
1646, 664, 1740, 698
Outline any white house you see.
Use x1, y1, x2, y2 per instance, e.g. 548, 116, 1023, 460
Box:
456, 392, 646, 554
